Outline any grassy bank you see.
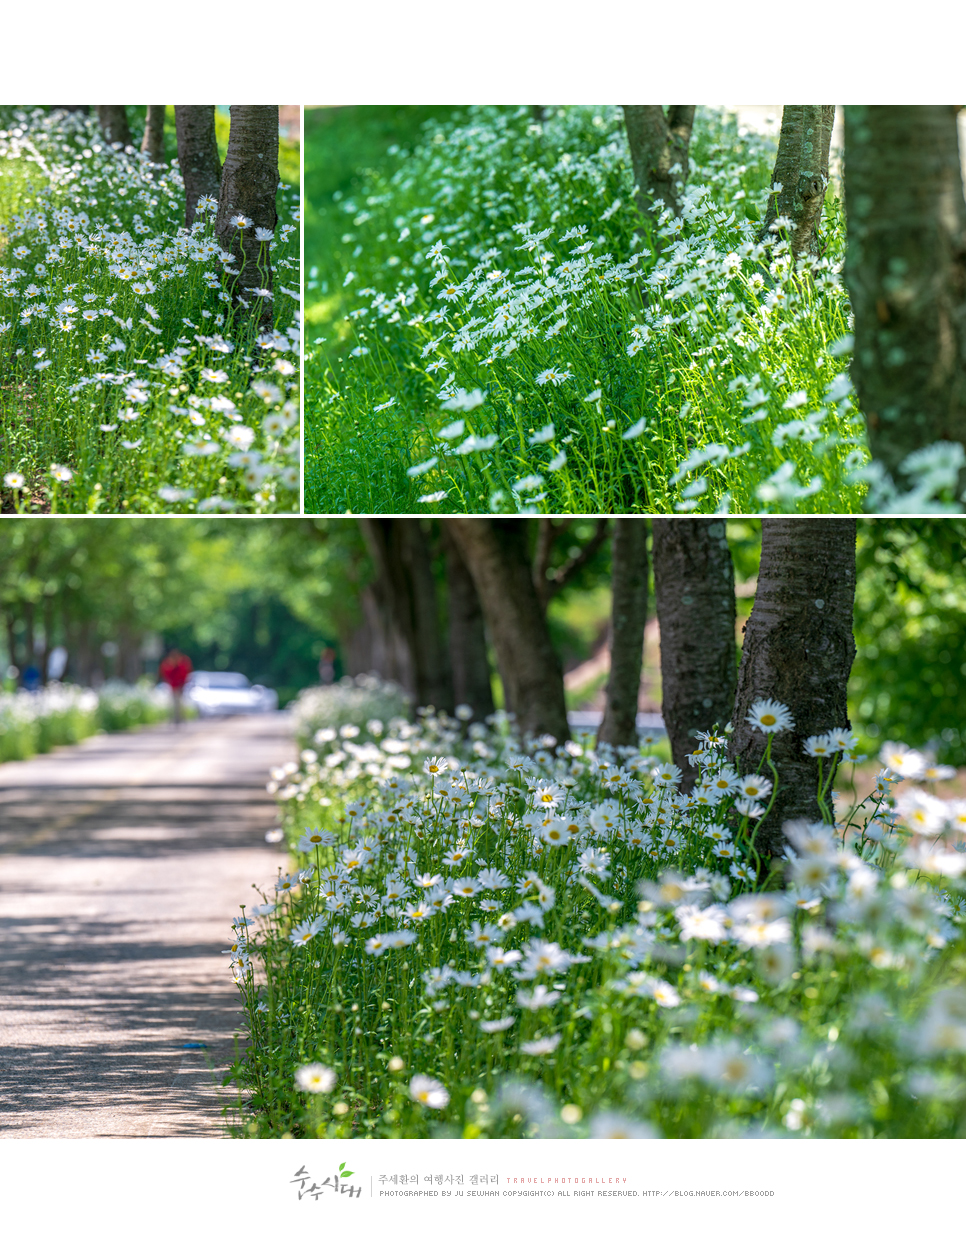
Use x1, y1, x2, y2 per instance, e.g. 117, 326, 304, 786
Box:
0, 108, 300, 514
304, 106, 875, 515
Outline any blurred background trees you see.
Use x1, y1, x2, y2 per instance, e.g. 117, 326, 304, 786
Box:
1, 517, 964, 765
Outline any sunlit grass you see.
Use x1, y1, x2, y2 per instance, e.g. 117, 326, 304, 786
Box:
0, 107, 300, 514
304, 106, 867, 515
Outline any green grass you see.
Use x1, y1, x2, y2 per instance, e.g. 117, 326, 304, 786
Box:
303, 105, 870, 515
304, 105, 465, 332
0, 107, 300, 514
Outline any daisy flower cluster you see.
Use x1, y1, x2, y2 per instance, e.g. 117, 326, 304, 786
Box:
0, 677, 169, 762
0, 108, 300, 513
306, 105, 872, 515
287, 675, 412, 747
227, 691, 966, 1140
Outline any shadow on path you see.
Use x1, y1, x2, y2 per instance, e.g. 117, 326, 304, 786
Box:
0, 715, 293, 1138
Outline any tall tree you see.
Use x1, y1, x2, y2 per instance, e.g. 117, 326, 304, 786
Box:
446, 519, 569, 743
215, 105, 279, 319
141, 105, 166, 164
622, 106, 696, 219
441, 525, 494, 722
358, 519, 453, 713
728, 519, 857, 857
843, 105, 966, 477
174, 106, 222, 228
96, 107, 132, 148
760, 105, 835, 256
653, 518, 737, 788
597, 520, 648, 749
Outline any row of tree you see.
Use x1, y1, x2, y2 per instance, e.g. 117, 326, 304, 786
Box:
0, 520, 352, 703
617, 104, 966, 481
357, 516, 856, 858
4, 517, 960, 854
57, 105, 281, 318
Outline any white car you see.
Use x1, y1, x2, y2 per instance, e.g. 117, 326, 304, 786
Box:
182, 671, 279, 717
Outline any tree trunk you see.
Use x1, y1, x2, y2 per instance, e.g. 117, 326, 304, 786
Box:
760, 105, 835, 256
358, 519, 453, 714
441, 525, 494, 722
96, 107, 132, 148
215, 105, 279, 321
5, 616, 19, 674
653, 518, 737, 789
38, 596, 54, 687
598, 520, 648, 749
843, 105, 966, 477
446, 519, 569, 744
345, 583, 413, 690
141, 105, 166, 164
23, 602, 35, 677
174, 106, 222, 228
75, 619, 95, 687
119, 624, 141, 683
622, 105, 696, 219
728, 519, 857, 857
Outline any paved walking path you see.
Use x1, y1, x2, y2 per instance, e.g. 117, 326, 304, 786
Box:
0, 715, 293, 1138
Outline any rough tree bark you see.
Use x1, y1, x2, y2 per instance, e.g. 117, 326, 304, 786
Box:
447, 519, 569, 743
653, 518, 737, 789
728, 519, 857, 857
843, 105, 966, 477
96, 107, 132, 148
141, 106, 166, 164
598, 520, 648, 749
622, 106, 696, 219
760, 105, 835, 256
215, 105, 279, 320
441, 525, 494, 722
174, 106, 222, 229
358, 519, 453, 714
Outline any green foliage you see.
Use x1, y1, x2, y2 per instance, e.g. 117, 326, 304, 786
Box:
304, 106, 866, 515
851, 521, 966, 764
0, 518, 369, 705
304, 105, 465, 330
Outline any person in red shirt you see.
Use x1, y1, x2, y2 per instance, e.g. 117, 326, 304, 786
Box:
159, 649, 193, 726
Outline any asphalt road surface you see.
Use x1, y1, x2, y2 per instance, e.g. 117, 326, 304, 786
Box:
0, 714, 293, 1138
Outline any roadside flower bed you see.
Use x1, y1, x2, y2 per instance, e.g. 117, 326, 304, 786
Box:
229, 704, 966, 1139
0, 679, 171, 762
285, 674, 412, 753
